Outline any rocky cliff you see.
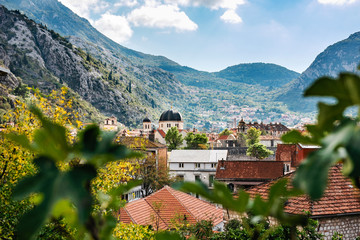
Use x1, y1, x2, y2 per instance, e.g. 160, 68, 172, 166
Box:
0, 6, 185, 126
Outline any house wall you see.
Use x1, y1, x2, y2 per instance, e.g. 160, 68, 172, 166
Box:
317, 215, 360, 239
158, 121, 184, 133
157, 148, 168, 171
260, 139, 282, 147
297, 146, 317, 164
143, 122, 151, 131
169, 162, 217, 188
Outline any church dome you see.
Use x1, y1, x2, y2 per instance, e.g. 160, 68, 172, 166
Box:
143, 117, 151, 123
159, 109, 182, 122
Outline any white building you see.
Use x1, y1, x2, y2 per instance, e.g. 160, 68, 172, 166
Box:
168, 150, 228, 191
143, 109, 187, 146
158, 109, 184, 133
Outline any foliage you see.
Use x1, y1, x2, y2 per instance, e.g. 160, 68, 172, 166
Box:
245, 127, 273, 159
184, 132, 209, 149
246, 127, 261, 146
136, 155, 176, 197
2, 99, 141, 239
165, 127, 183, 151
175, 179, 307, 238
92, 160, 138, 193
211, 216, 322, 240
13, 82, 29, 98
237, 132, 247, 147
191, 220, 213, 240
0, 87, 81, 240
37, 217, 75, 240
113, 222, 155, 240
282, 71, 360, 200
246, 143, 274, 160
219, 128, 233, 136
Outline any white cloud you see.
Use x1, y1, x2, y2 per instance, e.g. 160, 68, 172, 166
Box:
59, 0, 100, 19
164, 0, 245, 9
93, 13, 133, 43
127, 4, 198, 31
318, 0, 358, 5
114, 0, 138, 7
220, 9, 242, 24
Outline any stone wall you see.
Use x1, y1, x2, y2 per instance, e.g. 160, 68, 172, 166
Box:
318, 215, 360, 239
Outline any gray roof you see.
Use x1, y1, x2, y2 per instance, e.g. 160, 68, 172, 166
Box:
169, 150, 228, 163
159, 109, 182, 122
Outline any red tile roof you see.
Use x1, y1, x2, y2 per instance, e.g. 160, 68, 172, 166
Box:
117, 136, 167, 149
247, 164, 360, 217
117, 186, 223, 229
215, 160, 284, 180
157, 129, 166, 138
217, 135, 230, 140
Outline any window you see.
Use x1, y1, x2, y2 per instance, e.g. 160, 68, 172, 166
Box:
211, 163, 217, 168
179, 163, 184, 168
195, 163, 201, 168
284, 164, 290, 173
209, 175, 214, 187
167, 123, 171, 128
177, 175, 184, 181
195, 175, 201, 182
175, 123, 179, 127
161, 124, 163, 128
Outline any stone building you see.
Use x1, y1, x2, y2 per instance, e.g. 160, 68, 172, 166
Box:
102, 116, 118, 131
237, 119, 290, 137
143, 109, 186, 145
247, 164, 360, 239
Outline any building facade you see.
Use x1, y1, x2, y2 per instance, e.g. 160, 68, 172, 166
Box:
168, 150, 228, 190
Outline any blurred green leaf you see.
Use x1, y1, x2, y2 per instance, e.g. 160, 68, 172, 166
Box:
293, 119, 356, 200
12, 156, 96, 240
75, 125, 143, 167
155, 231, 183, 240
281, 130, 318, 145
175, 179, 306, 227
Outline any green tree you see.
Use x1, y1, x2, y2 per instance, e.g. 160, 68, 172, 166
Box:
246, 143, 274, 160
219, 128, 233, 136
237, 132, 247, 147
184, 132, 208, 149
165, 127, 183, 151
246, 127, 261, 146
137, 155, 176, 196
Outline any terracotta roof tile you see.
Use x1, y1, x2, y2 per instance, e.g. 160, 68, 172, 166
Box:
215, 160, 284, 180
247, 164, 360, 217
217, 135, 230, 140
167, 187, 223, 226
157, 130, 166, 138
118, 186, 223, 229
117, 136, 167, 149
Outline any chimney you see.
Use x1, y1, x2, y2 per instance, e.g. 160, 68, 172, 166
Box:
219, 158, 225, 170
149, 129, 155, 142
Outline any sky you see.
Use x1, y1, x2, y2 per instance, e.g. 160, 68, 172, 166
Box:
58, 0, 360, 73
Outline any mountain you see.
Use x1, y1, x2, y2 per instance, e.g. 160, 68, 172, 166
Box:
0, 0, 310, 128
0, 0, 180, 69
0, 5, 184, 126
277, 32, 360, 112
0, 0, 299, 90
214, 63, 299, 87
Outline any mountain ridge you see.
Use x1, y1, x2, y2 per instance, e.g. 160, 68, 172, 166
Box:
277, 31, 360, 112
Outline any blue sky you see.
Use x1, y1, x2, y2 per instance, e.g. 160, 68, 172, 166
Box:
58, 0, 360, 73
